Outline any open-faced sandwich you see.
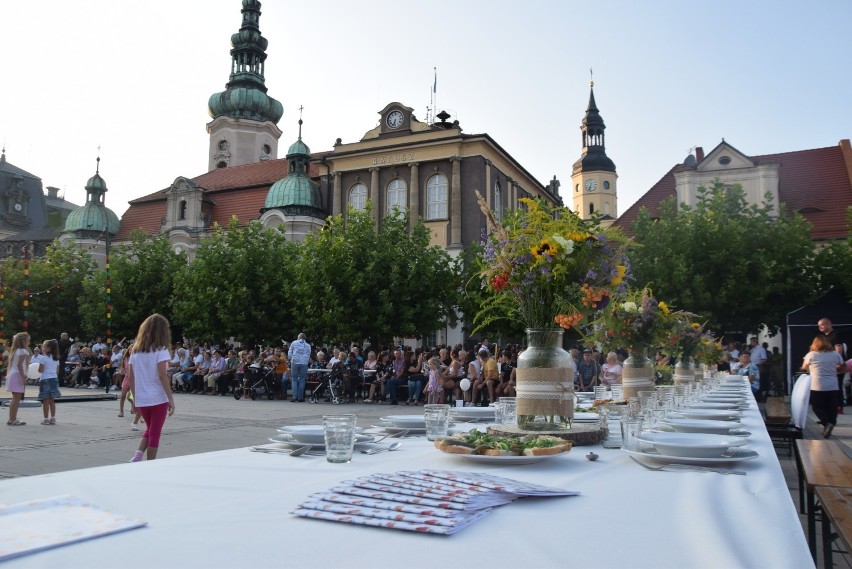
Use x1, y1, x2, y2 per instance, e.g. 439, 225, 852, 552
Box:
434, 428, 572, 457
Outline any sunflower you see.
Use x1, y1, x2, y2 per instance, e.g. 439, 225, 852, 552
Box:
530, 238, 559, 260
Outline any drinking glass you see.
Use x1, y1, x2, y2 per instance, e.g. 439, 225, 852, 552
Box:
621, 417, 643, 451
600, 405, 625, 448
423, 404, 451, 441
323, 414, 357, 463
611, 384, 623, 402
594, 385, 610, 403
638, 391, 657, 413
498, 397, 517, 426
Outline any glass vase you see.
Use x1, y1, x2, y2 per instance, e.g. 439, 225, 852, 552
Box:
515, 328, 575, 431
622, 348, 655, 399
673, 359, 695, 385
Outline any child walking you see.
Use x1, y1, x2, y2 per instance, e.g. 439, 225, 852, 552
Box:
423, 356, 444, 404
36, 339, 61, 425
127, 314, 175, 462
5, 332, 31, 426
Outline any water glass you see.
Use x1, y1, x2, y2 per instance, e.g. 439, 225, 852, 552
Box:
498, 397, 517, 426
594, 385, 610, 403
621, 417, 643, 451
611, 384, 623, 402
323, 414, 357, 463
638, 391, 658, 413
424, 404, 451, 441
600, 405, 625, 448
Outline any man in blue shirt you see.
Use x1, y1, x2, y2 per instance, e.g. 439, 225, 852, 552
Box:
288, 333, 311, 402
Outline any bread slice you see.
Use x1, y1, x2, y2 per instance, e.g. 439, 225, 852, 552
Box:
434, 439, 473, 455
523, 442, 573, 456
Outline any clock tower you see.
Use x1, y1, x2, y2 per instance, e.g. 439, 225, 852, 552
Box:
571, 81, 617, 222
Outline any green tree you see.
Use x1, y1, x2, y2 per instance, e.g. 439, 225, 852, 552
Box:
812, 207, 852, 299
629, 179, 816, 335
0, 241, 95, 342
295, 205, 460, 347
79, 230, 187, 341
170, 218, 300, 346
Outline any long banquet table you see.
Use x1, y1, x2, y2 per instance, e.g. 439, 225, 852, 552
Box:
0, 384, 813, 569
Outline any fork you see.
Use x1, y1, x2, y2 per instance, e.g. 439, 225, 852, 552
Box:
629, 455, 746, 475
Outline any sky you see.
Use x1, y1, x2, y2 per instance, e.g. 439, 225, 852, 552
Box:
1, 0, 850, 219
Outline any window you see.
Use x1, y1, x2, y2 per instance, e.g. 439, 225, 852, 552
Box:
178, 200, 187, 221
603, 181, 610, 190
575, 183, 580, 193
216, 161, 227, 169
589, 203, 595, 216
426, 174, 448, 219
262, 143, 271, 155
493, 182, 502, 221
386, 179, 407, 214
349, 183, 367, 211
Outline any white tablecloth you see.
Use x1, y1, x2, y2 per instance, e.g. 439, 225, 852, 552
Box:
0, 384, 813, 569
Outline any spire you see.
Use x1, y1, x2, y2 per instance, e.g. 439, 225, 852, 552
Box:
572, 79, 616, 174
207, 0, 283, 124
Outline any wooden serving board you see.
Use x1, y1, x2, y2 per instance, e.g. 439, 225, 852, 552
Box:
487, 423, 604, 446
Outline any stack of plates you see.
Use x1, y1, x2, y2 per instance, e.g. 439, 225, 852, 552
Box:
269, 425, 374, 449
373, 415, 427, 434
636, 432, 748, 458
449, 406, 496, 422
662, 418, 751, 437
670, 408, 742, 421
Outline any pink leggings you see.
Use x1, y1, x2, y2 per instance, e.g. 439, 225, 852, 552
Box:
139, 403, 169, 448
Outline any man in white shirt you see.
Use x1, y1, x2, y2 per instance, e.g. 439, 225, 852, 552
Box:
748, 337, 768, 399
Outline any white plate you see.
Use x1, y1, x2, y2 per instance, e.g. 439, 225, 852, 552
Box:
573, 412, 600, 422
672, 409, 742, 421
663, 418, 745, 435
623, 446, 758, 465
637, 432, 748, 458
701, 395, 748, 402
439, 452, 570, 465
686, 402, 741, 410
268, 433, 374, 448
371, 424, 426, 434
379, 415, 427, 427
276, 425, 327, 444
450, 407, 496, 420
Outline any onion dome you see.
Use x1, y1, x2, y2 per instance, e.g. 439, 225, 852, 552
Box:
263, 119, 322, 215
64, 158, 120, 235
207, 0, 282, 124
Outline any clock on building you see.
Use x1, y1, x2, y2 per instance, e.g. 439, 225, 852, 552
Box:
386, 110, 404, 129
584, 179, 597, 191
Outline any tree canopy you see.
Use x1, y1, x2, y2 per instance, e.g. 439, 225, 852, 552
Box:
629, 179, 816, 336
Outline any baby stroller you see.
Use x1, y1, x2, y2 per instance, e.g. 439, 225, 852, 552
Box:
234, 363, 276, 400
308, 362, 345, 405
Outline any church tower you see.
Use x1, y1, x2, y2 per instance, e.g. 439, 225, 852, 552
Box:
571, 80, 617, 222
206, 0, 283, 171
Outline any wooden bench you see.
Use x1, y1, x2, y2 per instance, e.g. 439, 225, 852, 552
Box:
815, 486, 852, 569
764, 396, 801, 457
794, 439, 852, 560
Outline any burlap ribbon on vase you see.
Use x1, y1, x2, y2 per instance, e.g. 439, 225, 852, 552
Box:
622, 364, 654, 399
515, 367, 574, 419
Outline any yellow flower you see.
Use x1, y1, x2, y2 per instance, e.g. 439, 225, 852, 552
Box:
531, 238, 558, 260
611, 264, 627, 286
691, 322, 701, 330
658, 301, 670, 315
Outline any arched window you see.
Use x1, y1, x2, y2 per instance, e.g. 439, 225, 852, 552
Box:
178, 200, 187, 221
426, 174, 448, 219
386, 179, 407, 214
493, 182, 502, 221
589, 202, 595, 216
603, 180, 610, 190
349, 183, 367, 211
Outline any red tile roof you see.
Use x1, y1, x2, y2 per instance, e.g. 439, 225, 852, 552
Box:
115, 156, 327, 240
615, 140, 852, 241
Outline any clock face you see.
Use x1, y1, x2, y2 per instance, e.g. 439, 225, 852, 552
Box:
584, 179, 597, 192
13, 203, 22, 212
386, 110, 404, 129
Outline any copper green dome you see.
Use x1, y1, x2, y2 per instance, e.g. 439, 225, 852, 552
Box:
287, 138, 310, 156
264, 175, 322, 211
64, 160, 120, 234
208, 0, 282, 124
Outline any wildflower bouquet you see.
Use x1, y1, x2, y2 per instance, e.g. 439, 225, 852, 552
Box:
695, 334, 725, 366
474, 191, 629, 332
586, 287, 674, 354
665, 314, 704, 363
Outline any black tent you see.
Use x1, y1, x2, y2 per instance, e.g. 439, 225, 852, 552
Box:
786, 288, 852, 393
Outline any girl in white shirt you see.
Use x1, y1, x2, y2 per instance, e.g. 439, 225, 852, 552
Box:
127, 314, 174, 462
36, 339, 61, 425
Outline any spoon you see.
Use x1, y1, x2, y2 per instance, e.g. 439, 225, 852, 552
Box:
360, 441, 402, 455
